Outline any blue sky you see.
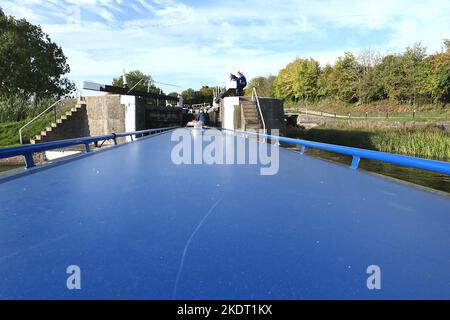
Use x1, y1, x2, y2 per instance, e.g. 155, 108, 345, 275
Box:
1, 0, 449, 94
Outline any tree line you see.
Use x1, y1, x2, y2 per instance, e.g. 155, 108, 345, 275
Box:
247, 41, 450, 106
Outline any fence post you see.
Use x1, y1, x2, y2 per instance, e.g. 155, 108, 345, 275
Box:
24, 153, 35, 169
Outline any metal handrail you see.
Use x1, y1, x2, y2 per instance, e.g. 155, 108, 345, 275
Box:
251, 88, 266, 134
2, 126, 179, 169
19, 98, 65, 145
223, 128, 450, 175
191, 103, 211, 110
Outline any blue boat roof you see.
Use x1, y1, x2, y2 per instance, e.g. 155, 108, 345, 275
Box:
1, 130, 450, 299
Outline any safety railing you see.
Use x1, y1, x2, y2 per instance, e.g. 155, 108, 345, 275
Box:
191, 103, 212, 110
251, 88, 266, 135
1, 126, 179, 169
19, 98, 67, 145
223, 129, 450, 175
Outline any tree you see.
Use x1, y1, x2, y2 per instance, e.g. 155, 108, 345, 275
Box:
374, 55, 410, 103
372, 43, 428, 104
403, 43, 428, 105
443, 39, 450, 51
181, 88, 199, 105
426, 44, 450, 103
274, 59, 299, 101
181, 86, 214, 105
292, 58, 320, 101
198, 86, 214, 104
431, 62, 450, 103
332, 52, 361, 103
0, 8, 74, 98
112, 70, 161, 95
357, 49, 383, 103
317, 64, 335, 99
246, 76, 276, 97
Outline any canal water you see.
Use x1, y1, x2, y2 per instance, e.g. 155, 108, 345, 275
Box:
293, 147, 450, 194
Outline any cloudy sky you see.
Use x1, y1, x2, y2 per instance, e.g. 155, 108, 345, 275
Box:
1, 0, 449, 93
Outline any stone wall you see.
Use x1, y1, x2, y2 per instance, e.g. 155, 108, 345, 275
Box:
39, 105, 90, 143
85, 95, 126, 136
0, 153, 46, 167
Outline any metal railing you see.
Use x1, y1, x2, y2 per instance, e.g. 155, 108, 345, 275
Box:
191, 103, 212, 110
1, 126, 179, 169
223, 128, 450, 175
251, 88, 266, 135
19, 99, 66, 145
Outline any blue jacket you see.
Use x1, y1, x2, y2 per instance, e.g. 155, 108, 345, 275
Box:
237, 75, 247, 87
197, 112, 209, 125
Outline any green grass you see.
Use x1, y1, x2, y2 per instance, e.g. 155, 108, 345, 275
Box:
0, 120, 27, 147
0, 103, 75, 148
287, 125, 450, 160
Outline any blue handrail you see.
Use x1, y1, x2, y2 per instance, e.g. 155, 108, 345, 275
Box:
0, 126, 179, 169
223, 129, 450, 175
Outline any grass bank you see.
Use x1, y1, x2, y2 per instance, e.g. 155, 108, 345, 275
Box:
0, 102, 75, 147
287, 125, 450, 161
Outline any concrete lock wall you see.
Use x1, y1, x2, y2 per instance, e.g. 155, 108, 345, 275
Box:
221, 97, 241, 130
221, 96, 286, 134
86, 95, 126, 137
259, 98, 286, 135
37, 95, 182, 144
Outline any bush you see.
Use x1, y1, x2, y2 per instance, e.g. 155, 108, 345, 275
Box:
0, 94, 56, 122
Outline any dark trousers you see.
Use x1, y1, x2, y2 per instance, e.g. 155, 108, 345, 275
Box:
237, 85, 245, 96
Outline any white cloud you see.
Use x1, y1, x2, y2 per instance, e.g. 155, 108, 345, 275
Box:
2, 0, 449, 92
